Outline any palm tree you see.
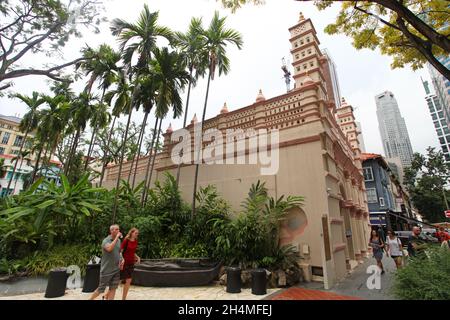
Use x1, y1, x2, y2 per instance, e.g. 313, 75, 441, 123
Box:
84, 102, 111, 171
173, 17, 208, 186
141, 47, 189, 205
77, 44, 121, 171
110, 4, 173, 221
6, 92, 45, 192
191, 12, 243, 215
31, 95, 70, 182
99, 70, 133, 187
128, 72, 157, 188
64, 92, 96, 175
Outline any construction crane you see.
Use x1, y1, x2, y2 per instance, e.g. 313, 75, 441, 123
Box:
281, 57, 291, 93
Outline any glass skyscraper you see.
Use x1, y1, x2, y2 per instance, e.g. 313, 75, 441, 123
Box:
375, 91, 414, 168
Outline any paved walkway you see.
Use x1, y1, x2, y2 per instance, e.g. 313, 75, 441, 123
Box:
269, 255, 397, 300
1, 256, 397, 300
0, 284, 278, 300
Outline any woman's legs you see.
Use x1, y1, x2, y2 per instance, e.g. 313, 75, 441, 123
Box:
122, 278, 132, 300
395, 257, 402, 269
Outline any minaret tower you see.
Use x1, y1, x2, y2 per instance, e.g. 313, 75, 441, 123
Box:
289, 12, 328, 100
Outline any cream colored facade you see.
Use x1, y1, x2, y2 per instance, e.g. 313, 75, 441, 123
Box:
104, 14, 371, 289
0, 115, 34, 158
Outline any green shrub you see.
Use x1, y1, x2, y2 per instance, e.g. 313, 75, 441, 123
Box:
392, 247, 450, 300
20, 244, 94, 276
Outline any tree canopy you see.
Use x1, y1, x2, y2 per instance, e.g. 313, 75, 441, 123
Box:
404, 147, 450, 223
0, 0, 106, 91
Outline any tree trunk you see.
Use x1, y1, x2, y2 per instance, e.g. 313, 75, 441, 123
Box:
131, 110, 149, 189
143, 118, 163, 205
31, 146, 44, 183
192, 69, 212, 217
84, 89, 106, 172
176, 67, 193, 186
65, 128, 81, 175
12, 156, 25, 194
112, 104, 134, 223
99, 115, 117, 187
84, 130, 96, 171
141, 118, 160, 205
375, 0, 450, 53
6, 127, 29, 192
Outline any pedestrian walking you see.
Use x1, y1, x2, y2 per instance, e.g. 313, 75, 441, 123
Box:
89, 224, 122, 300
407, 226, 427, 257
120, 227, 141, 300
369, 229, 385, 274
385, 229, 403, 269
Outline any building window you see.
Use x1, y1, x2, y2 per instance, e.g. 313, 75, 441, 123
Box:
0, 147, 4, 154
295, 54, 299, 60
13, 135, 23, 147
363, 167, 374, 181
379, 197, 385, 207
1, 132, 10, 145
437, 129, 443, 136
367, 188, 378, 203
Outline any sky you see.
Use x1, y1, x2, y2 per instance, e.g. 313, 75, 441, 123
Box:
0, 0, 441, 156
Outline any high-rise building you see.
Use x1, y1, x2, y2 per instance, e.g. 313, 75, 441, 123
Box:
421, 78, 450, 162
321, 48, 342, 108
375, 91, 414, 168
427, 57, 450, 128
356, 122, 366, 153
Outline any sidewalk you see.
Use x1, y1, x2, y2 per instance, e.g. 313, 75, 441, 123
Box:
269, 255, 397, 300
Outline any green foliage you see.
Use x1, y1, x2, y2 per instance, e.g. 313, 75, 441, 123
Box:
404, 147, 450, 223
1, 173, 304, 280
214, 181, 304, 268
20, 244, 94, 276
392, 248, 450, 300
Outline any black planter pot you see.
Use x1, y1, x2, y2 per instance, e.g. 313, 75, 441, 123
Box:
251, 269, 267, 295
82, 264, 100, 293
226, 266, 241, 293
45, 268, 69, 298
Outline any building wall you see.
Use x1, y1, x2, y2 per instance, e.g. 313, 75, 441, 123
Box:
428, 58, 450, 128
104, 13, 371, 289
0, 116, 36, 159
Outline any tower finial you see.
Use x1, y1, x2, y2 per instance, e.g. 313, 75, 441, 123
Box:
299, 12, 305, 22
191, 113, 198, 124
220, 102, 229, 114
166, 123, 173, 134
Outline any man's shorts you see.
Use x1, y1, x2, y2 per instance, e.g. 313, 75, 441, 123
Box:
97, 271, 120, 293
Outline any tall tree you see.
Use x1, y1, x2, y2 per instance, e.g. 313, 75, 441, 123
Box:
404, 147, 450, 223
0, 0, 106, 90
220, 0, 450, 80
6, 92, 45, 192
173, 17, 208, 186
191, 11, 243, 215
98, 70, 132, 187
84, 102, 111, 171
110, 4, 173, 221
141, 48, 190, 205
64, 92, 96, 175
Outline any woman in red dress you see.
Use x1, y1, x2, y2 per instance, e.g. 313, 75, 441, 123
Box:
120, 227, 141, 300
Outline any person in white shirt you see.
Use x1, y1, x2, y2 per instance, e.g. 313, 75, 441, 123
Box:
386, 229, 404, 269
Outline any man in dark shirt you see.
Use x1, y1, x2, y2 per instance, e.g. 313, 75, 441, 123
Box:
407, 226, 427, 257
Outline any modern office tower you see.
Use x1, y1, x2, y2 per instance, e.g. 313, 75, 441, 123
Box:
321, 48, 342, 108
375, 91, 414, 168
422, 79, 450, 162
427, 57, 450, 127
356, 122, 366, 153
